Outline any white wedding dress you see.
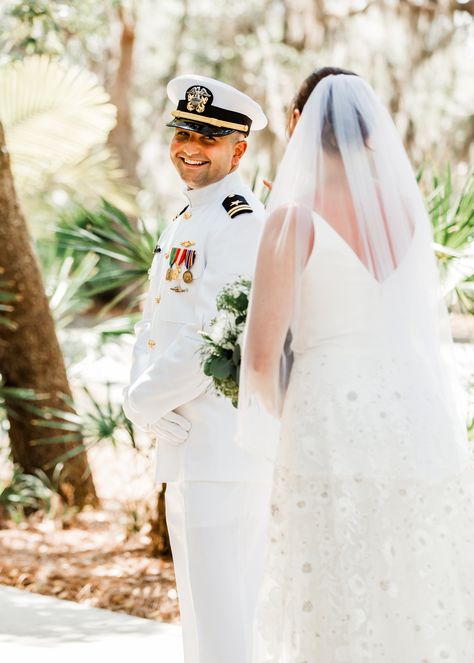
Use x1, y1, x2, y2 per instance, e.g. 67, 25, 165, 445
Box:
254, 213, 474, 663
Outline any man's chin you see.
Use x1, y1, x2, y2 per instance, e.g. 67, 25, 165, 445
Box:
176, 167, 204, 188
180, 173, 214, 189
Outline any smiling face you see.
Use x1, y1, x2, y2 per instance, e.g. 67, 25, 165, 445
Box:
169, 129, 247, 189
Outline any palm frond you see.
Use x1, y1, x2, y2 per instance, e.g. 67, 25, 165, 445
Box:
0, 54, 138, 216
0, 55, 115, 185
56, 201, 159, 308
426, 167, 474, 251
423, 168, 474, 313
28, 383, 140, 470
39, 250, 99, 328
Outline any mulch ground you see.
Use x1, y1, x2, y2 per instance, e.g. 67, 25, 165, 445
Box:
0, 504, 180, 623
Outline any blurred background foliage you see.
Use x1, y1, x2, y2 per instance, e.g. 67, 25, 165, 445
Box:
0, 0, 472, 229
0, 0, 472, 517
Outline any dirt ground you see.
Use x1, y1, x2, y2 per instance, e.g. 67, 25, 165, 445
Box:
0, 433, 180, 623
0, 502, 180, 622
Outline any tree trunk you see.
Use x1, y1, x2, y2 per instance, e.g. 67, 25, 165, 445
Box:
149, 483, 171, 558
108, 6, 141, 187
0, 123, 98, 508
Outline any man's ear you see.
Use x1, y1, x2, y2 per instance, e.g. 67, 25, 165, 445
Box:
232, 139, 248, 166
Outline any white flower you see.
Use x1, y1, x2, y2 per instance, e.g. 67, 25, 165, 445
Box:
210, 310, 236, 344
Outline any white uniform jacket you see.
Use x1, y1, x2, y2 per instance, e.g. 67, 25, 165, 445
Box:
123, 170, 273, 483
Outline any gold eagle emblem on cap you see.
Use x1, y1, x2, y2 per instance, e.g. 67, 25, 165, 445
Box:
186, 86, 211, 114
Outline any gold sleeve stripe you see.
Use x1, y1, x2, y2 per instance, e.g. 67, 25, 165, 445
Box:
228, 206, 252, 216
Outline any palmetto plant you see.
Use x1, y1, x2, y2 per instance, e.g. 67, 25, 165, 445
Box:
0, 54, 137, 225
0, 464, 56, 523
0, 380, 48, 432
40, 248, 99, 329
424, 168, 474, 314
56, 201, 159, 312
28, 385, 137, 471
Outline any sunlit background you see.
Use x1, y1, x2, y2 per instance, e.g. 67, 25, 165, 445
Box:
0, 0, 472, 627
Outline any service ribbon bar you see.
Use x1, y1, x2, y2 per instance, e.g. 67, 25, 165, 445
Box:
169, 247, 179, 267
184, 249, 196, 269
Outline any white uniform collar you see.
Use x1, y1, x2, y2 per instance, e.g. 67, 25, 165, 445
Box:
184, 170, 244, 208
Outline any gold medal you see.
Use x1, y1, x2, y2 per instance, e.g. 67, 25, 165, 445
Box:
171, 265, 181, 280
181, 249, 196, 285
166, 267, 173, 281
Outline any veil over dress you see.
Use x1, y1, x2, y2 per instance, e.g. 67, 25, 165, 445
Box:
238, 75, 474, 662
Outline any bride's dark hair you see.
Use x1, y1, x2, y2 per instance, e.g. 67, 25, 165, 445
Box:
288, 67, 356, 121
288, 66, 369, 152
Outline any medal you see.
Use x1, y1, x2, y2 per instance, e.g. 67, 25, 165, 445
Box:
171, 265, 181, 280
166, 247, 186, 281
182, 249, 196, 285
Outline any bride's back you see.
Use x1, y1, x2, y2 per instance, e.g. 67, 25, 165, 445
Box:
292, 211, 420, 354
283, 206, 470, 483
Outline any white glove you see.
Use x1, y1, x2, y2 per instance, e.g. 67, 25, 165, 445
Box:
149, 411, 192, 446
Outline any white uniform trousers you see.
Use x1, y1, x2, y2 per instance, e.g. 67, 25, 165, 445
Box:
165, 481, 271, 663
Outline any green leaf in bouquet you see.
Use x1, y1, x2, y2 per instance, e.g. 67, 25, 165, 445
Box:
228, 364, 238, 382
208, 356, 233, 379
233, 291, 249, 313
233, 343, 241, 365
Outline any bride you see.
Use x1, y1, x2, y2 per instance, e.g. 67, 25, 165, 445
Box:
238, 68, 474, 662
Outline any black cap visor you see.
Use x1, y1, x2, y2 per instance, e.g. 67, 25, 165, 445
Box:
166, 117, 235, 137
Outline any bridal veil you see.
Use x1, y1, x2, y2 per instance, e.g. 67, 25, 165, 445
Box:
237, 73, 469, 481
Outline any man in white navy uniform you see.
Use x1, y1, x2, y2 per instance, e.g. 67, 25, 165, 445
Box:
122, 75, 273, 663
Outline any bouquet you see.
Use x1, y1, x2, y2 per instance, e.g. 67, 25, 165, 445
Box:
199, 277, 251, 407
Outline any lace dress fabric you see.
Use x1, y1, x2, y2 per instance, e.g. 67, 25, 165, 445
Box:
254, 214, 474, 663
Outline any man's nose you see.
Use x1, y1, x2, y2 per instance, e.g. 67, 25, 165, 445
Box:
181, 138, 201, 155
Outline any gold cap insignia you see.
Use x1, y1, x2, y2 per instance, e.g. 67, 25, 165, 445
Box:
186, 86, 212, 114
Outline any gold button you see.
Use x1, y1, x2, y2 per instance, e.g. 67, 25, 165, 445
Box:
165, 252, 170, 259
147, 339, 156, 349
154, 296, 161, 304
183, 211, 192, 220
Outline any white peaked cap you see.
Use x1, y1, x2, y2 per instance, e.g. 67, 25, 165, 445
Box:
167, 74, 267, 136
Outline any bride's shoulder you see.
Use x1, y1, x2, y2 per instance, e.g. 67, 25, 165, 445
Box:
262, 203, 315, 262
265, 202, 314, 236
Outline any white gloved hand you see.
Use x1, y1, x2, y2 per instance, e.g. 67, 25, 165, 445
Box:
149, 411, 192, 446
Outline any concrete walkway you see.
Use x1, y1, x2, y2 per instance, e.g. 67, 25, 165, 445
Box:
0, 585, 184, 662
